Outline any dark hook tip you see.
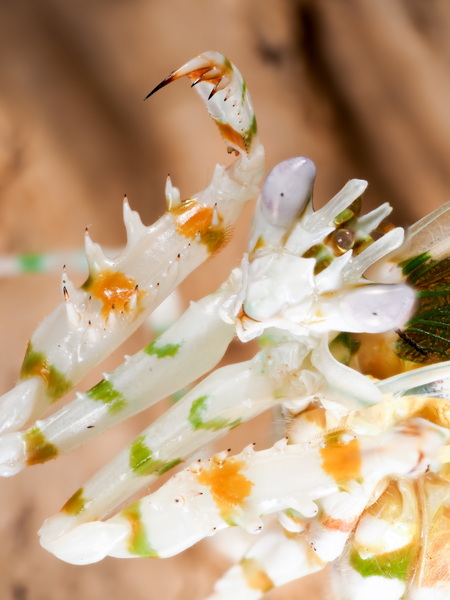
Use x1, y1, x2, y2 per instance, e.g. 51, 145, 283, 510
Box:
144, 75, 173, 101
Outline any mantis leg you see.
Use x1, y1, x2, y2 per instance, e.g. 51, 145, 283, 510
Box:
39, 417, 446, 566
38, 349, 294, 550
0, 281, 235, 475
0, 51, 264, 434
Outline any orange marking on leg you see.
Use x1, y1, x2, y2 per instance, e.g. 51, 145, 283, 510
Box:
170, 200, 227, 253
171, 200, 213, 238
320, 432, 361, 485
24, 427, 58, 465
240, 558, 273, 593
215, 121, 247, 153
85, 270, 144, 318
197, 456, 253, 523
321, 514, 358, 533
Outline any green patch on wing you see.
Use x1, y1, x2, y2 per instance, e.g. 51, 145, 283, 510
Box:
396, 253, 450, 363
121, 503, 159, 557
20, 343, 72, 401
144, 341, 181, 358
349, 544, 414, 580
400, 252, 431, 276
129, 435, 182, 477
87, 379, 127, 414
189, 395, 241, 431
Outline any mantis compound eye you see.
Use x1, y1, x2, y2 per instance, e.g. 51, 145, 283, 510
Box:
261, 157, 316, 227
339, 283, 416, 333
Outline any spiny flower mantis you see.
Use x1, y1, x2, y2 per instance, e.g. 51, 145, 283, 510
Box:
1, 51, 450, 600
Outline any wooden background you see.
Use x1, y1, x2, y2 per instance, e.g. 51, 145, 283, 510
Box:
1, 1, 450, 598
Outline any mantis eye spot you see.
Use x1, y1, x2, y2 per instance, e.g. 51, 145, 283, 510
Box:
340, 284, 416, 333
261, 157, 316, 227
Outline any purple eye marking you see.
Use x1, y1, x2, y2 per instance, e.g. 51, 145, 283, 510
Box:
340, 284, 416, 333
260, 157, 316, 227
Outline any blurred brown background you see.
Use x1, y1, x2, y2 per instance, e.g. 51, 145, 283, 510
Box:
1, 0, 450, 598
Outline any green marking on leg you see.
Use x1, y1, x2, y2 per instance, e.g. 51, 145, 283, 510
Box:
24, 426, 58, 465
170, 388, 188, 403
223, 56, 233, 73
303, 243, 333, 274
129, 435, 182, 477
333, 207, 355, 225
243, 114, 258, 151
189, 395, 242, 432
87, 379, 126, 414
241, 81, 247, 104
121, 502, 159, 557
201, 227, 228, 254
157, 458, 183, 475
61, 487, 87, 516
144, 341, 181, 358
19, 253, 46, 273
20, 343, 72, 401
284, 508, 303, 520
349, 544, 414, 580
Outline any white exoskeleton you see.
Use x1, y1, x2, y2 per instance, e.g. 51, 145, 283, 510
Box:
1, 51, 450, 600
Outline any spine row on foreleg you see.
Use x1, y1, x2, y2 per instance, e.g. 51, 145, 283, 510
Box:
0, 51, 265, 435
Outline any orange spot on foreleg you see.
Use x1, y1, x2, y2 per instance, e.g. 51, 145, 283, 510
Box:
197, 456, 253, 523
85, 270, 144, 318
